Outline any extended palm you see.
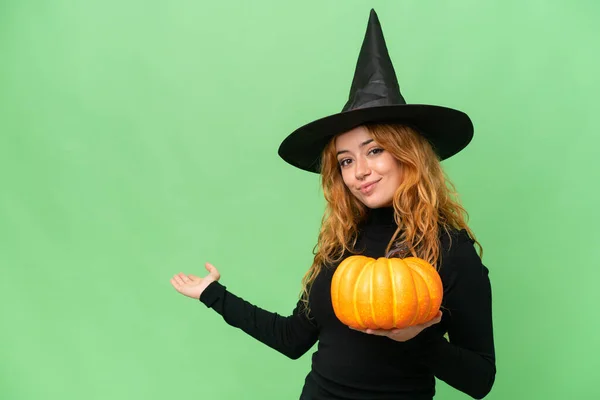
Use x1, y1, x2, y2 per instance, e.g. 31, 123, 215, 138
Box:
351, 310, 443, 342
170, 263, 220, 299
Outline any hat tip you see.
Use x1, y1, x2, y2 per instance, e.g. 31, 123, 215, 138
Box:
368, 8, 380, 23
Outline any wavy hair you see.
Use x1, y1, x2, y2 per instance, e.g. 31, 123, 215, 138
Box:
299, 123, 482, 311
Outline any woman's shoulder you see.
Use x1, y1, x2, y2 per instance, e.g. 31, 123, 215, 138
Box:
438, 225, 488, 276
439, 226, 475, 253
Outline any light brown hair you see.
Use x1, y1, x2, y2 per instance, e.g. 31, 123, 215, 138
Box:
300, 123, 482, 310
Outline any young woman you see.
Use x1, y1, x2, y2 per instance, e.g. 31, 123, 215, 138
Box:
170, 9, 495, 400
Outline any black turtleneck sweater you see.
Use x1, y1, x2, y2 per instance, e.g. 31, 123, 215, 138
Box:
199, 207, 496, 399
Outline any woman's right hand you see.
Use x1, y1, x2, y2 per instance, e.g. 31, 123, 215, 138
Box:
170, 262, 221, 300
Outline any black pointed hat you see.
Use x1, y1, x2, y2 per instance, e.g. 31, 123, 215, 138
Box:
278, 9, 473, 173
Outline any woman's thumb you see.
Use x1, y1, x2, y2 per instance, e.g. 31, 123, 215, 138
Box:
205, 262, 220, 279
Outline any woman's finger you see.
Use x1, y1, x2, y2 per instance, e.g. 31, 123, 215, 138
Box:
419, 314, 442, 330
172, 274, 185, 286
205, 262, 220, 279
178, 273, 191, 284
365, 329, 390, 336
430, 311, 443, 325
349, 326, 366, 333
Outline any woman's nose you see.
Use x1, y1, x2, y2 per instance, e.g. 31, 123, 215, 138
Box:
355, 158, 371, 180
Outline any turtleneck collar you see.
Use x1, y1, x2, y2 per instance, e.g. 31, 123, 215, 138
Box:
353, 206, 399, 255
364, 205, 397, 228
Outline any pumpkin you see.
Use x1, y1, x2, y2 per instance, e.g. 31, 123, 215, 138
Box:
330, 255, 443, 330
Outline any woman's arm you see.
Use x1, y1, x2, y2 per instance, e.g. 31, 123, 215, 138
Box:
199, 281, 319, 360
418, 232, 496, 399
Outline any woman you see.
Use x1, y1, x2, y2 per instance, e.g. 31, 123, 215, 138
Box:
170, 9, 495, 400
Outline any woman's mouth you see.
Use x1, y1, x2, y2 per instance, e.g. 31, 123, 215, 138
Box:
359, 180, 380, 195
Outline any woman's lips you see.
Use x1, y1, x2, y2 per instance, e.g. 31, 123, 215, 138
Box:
359, 179, 380, 194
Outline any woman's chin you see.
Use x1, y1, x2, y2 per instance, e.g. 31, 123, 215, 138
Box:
358, 196, 393, 209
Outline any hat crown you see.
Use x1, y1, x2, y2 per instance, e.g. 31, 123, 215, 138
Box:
342, 9, 406, 112
277, 8, 474, 173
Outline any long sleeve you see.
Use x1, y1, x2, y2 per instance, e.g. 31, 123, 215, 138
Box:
418, 232, 496, 399
199, 281, 319, 360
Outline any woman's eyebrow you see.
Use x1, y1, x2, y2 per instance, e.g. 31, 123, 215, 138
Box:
336, 139, 375, 156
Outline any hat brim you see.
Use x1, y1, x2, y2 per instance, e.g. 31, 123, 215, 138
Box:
278, 104, 473, 173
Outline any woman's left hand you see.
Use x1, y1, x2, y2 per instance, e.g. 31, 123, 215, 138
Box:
350, 310, 443, 342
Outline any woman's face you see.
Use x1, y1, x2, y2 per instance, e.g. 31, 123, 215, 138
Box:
334, 125, 403, 208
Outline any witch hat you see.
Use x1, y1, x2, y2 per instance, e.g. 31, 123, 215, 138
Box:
278, 9, 473, 173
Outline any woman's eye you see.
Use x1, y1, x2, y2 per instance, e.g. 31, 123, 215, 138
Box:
339, 159, 351, 167
369, 148, 383, 155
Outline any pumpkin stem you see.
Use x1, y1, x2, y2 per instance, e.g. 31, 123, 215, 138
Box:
385, 242, 409, 258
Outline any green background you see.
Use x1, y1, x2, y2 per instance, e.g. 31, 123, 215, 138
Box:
1, 1, 598, 399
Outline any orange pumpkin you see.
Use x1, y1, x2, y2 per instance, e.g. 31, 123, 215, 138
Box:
330, 255, 443, 330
